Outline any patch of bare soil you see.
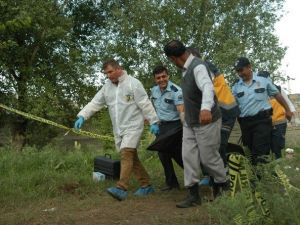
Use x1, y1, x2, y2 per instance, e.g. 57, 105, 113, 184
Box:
0, 189, 218, 225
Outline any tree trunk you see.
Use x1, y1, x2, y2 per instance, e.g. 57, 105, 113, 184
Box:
11, 72, 28, 151
11, 118, 27, 151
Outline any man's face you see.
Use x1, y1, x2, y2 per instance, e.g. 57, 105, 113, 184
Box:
169, 56, 183, 69
154, 71, 169, 90
104, 65, 122, 83
236, 65, 252, 81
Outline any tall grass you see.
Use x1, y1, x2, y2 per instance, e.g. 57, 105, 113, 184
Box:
207, 148, 300, 225
0, 140, 165, 209
1, 140, 299, 225
0, 145, 109, 207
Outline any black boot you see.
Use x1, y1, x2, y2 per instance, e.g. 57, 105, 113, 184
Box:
213, 180, 230, 198
176, 184, 201, 208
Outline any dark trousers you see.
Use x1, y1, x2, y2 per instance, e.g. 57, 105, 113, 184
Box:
238, 116, 272, 165
219, 116, 236, 166
158, 120, 183, 187
271, 122, 287, 159
158, 149, 183, 187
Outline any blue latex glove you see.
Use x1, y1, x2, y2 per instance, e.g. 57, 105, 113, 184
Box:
150, 123, 159, 135
74, 116, 84, 130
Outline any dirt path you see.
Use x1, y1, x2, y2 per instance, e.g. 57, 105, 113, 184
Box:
0, 190, 218, 225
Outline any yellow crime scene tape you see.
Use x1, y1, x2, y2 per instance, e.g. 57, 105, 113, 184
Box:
229, 153, 300, 225
0, 103, 114, 142
228, 154, 271, 224
275, 165, 300, 194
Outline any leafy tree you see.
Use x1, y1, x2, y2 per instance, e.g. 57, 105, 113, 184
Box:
103, 0, 286, 87
0, 0, 286, 149
0, 0, 108, 148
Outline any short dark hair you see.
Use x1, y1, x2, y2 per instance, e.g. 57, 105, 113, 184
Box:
102, 59, 121, 70
186, 47, 201, 58
234, 57, 251, 71
152, 65, 168, 76
164, 40, 186, 57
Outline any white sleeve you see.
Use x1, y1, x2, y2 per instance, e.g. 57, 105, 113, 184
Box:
77, 87, 106, 120
193, 64, 215, 111
133, 79, 159, 125
281, 90, 296, 112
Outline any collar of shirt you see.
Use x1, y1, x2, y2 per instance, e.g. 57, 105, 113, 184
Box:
164, 81, 173, 92
153, 81, 172, 94
118, 70, 128, 82
182, 54, 194, 77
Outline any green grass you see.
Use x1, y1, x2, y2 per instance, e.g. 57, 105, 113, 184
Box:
0, 142, 188, 225
0, 141, 168, 208
0, 145, 105, 206
0, 143, 300, 225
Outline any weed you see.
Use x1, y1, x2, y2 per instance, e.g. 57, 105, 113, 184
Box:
208, 148, 300, 225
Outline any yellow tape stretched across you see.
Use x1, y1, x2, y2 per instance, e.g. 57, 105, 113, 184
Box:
0, 103, 114, 142
275, 165, 300, 194
228, 154, 271, 224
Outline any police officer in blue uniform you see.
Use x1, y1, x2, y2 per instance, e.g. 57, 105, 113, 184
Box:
150, 65, 184, 191
232, 57, 292, 165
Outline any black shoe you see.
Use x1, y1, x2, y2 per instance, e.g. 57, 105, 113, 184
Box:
176, 184, 201, 208
213, 180, 230, 198
160, 185, 180, 191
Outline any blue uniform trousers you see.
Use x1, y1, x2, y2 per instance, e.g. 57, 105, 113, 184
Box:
238, 110, 272, 165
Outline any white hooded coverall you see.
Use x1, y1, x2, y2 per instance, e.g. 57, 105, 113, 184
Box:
78, 71, 159, 151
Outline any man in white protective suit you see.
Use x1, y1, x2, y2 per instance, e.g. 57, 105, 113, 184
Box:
74, 59, 160, 201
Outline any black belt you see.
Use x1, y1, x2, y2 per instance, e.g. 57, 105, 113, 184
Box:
238, 109, 273, 122
160, 119, 181, 125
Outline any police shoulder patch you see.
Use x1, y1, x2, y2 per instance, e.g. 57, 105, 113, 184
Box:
275, 85, 281, 92
257, 71, 270, 78
170, 85, 178, 92
233, 78, 240, 84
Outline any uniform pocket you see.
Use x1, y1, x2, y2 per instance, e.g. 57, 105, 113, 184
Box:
164, 98, 174, 104
163, 98, 176, 111
236, 91, 247, 104
237, 92, 244, 98
254, 88, 266, 101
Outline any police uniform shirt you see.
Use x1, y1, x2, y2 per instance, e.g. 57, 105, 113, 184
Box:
151, 81, 183, 122
232, 72, 279, 117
